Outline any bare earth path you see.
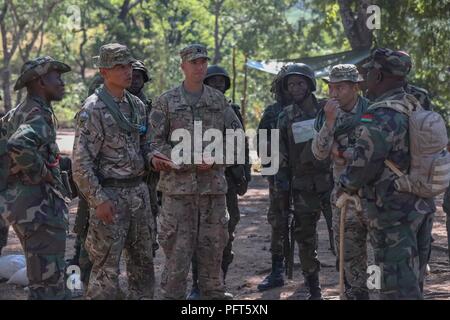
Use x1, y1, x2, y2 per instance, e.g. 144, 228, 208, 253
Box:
1, 130, 449, 300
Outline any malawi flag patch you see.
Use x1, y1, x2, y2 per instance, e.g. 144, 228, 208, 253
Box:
361, 114, 374, 123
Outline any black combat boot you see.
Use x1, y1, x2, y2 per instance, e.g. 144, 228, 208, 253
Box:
257, 255, 285, 292
304, 272, 323, 300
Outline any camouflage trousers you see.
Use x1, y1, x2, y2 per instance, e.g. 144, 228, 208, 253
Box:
266, 177, 285, 258
159, 194, 229, 300
85, 183, 155, 300
12, 194, 69, 299
331, 187, 368, 297
292, 189, 331, 276
368, 201, 431, 300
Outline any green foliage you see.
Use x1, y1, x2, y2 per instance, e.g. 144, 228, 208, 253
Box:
1, 0, 449, 130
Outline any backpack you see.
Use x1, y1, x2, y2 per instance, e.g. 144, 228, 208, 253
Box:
370, 94, 450, 198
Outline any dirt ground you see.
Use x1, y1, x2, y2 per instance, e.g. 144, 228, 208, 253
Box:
1, 130, 449, 300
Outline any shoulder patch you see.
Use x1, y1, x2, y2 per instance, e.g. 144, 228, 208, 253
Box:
77, 110, 90, 125
360, 113, 374, 123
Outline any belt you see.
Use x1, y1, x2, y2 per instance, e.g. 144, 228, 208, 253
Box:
101, 176, 143, 188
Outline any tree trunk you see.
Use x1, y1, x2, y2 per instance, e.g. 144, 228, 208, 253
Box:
212, 0, 224, 64
1, 66, 12, 112
338, 0, 373, 50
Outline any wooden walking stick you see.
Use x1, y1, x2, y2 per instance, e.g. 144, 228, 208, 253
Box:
336, 192, 362, 300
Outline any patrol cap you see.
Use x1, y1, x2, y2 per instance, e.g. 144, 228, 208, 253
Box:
94, 43, 136, 69
362, 48, 412, 77
323, 64, 364, 83
179, 44, 210, 61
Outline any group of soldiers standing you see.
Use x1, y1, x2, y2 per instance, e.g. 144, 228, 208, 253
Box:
0, 42, 250, 300
256, 48, 449, 300
0, 42, 449, 301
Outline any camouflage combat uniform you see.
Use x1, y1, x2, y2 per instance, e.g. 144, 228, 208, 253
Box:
256, 67, 293, 292
339, 49, 435, 299
312, 64, 370, 299
72, 44, 155, 300
276, 64, 333, 299
0, 57, 72, 299
148, 44, 242, 300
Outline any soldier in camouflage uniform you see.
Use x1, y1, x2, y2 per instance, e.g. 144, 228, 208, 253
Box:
188, 65, 250, 299
276, 63, 333, 300
256, 67, 292, 291
0, 56, 71, 299
127, 60, 160, 256
70, 60, 156, 288
312, 64, 370, 299
372, 49, 436, 294
148, 44, 242, 300
339, 48, 436, 299
72, 43, 155, 300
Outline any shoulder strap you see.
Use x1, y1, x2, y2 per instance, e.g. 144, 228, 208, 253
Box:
125, 92, 148, 135
369, 94, 422, 117
95, 86, 141, 133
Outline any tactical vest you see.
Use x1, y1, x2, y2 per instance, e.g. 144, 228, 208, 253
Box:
284, 95, 332, 192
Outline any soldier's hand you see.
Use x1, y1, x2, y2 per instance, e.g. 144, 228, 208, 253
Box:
96, 200, 115, 224
151, 153, 177, 171
324, 98, 339, 128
